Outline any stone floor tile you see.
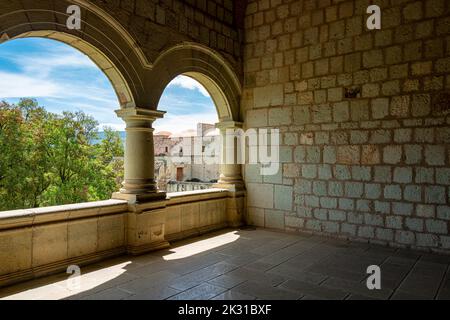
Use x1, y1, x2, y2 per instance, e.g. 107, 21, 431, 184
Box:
419, 253, 450, 265
345, 293, 379, 300
383, 255, 417, 267
127, 261, 181, 278
436, 287, 450, 300
233, 280, 302, 300
169, 253, 227, 275
411, 261, 447, 278
64, 270, 139, 299
279, 279, 348, 300
225, 267, 287, 286
266, 264, 328, 285
390, 291, 430, 300
81, 287, 132, 300
1, 228, 449, 300
210, 290, 257, 300
283, 250, 330, 270
304, 263, 366, 282
217, 243, 259, 256
118, 271, 179, 293
224, 252, 264, 267
396, 275, 442, 299
125, 286, 181, 300
0, 273, 68, 298
393, 249, 422, 260
321, 277, 393, 299
168, 283, 227, 300
300, 295, 320, 300
207, 275, 247, 289
245, 261, 274, 272
169, 261, 239, 291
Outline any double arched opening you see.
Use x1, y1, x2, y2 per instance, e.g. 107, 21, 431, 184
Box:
0, 0, 244, 204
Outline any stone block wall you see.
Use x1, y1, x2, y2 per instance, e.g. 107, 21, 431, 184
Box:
242, 0, 450, 252
165, 189, 228, 241
0, 200, 128, 287
93, 0, 242, 70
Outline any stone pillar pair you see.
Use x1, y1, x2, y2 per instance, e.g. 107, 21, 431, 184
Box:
113, 108, 245, 254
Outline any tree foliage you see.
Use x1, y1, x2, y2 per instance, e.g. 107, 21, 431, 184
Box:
0, 99, 124, 211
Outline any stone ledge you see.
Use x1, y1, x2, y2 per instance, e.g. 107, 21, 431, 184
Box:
167, 188, 228, 198
0, 200, 128, 230
166, 188, 229, 206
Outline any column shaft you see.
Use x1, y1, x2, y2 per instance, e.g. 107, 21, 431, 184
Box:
122, 124, 156, 194
215, 121, 244, 190
113, 108, 166, 202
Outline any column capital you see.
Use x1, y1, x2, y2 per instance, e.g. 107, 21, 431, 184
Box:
215, 120, 243, 131
115, 108, 166, 122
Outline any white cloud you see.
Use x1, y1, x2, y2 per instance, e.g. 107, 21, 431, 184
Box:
0, 39, 112, 102
0, 71, 59, 98
0, 40, 216, 136
0, 71, 119, 110
25, 54, 94, 72
51, 84, 119, 105
154, 112, 218, 136
168, 75, 210, 97
0, 48, 97, 77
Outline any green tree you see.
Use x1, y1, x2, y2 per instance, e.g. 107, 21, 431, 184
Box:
0, 99, 124, 211
0, 101, 27, 209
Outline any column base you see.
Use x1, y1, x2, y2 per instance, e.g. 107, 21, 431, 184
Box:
112, 191, 167, 204
125, 202, 169, 255
214, 181, 245, 192
213, 182, 246, 227
127, 240, 170, 256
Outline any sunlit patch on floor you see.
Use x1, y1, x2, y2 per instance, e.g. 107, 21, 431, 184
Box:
163, 231, 240, 261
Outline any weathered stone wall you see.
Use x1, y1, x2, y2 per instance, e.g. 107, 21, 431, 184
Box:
93, 0, 242, 71
242, 0, 450, 252
165, 189, 228, 241
0, 200, 128, 287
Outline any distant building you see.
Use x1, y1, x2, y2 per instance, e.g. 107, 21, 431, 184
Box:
154, 123, 220, 192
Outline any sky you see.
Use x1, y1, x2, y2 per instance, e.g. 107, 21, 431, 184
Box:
0, 38, 218, 135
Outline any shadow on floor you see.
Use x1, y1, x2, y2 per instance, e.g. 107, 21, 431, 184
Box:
1, 228, 450, 300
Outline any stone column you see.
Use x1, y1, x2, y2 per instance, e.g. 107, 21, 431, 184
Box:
215, 121, 245, 190
214, 121, 246, 227
112, 107, 169, 255
113, 107, 166, 203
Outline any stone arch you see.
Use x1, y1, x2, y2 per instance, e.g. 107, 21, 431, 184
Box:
147, 43, 242, 122
0, 0, 150, 108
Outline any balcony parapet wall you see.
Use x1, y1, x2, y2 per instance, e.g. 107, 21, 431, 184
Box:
0, 200, 129, 288
0, 189, 242, 288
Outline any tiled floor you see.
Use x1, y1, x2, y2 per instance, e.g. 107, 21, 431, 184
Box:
1, 228, 450, 300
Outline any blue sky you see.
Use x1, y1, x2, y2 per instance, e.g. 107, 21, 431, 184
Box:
0, 38, 218, 135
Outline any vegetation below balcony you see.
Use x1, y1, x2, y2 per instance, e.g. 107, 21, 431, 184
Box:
0, 99, 124, 211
